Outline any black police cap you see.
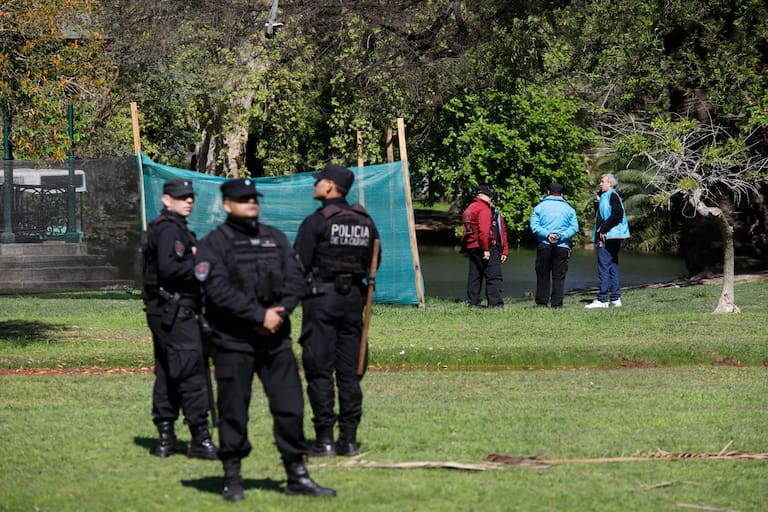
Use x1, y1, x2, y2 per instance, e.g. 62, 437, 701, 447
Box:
312, 163, 354, 194
220, 178, 263, 200
163, 179, 194, 198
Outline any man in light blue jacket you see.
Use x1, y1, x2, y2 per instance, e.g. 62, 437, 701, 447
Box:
529, 183, 579, 308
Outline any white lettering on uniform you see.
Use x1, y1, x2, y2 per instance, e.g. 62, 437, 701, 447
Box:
330, 223, 370, 246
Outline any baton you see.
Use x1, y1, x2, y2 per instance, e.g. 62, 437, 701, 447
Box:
357, 238, 381, 376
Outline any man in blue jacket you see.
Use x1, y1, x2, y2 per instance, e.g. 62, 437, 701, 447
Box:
585, 173, 630, 308
529, 183, 579, 308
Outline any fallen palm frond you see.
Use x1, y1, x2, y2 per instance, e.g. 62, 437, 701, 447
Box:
312, 442, 768, 472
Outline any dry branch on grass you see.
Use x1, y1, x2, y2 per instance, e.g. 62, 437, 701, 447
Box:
313, 442, 767, 472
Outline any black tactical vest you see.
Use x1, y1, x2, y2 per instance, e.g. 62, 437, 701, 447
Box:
221, 224, 284, 305
142, 213, 197, 301
315, 204, 373, 279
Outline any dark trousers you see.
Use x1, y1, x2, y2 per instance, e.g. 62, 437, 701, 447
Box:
212, 338, 307, 462
534, 243, 571, 307
466, 247, 503, 307
299, 283, 366, 441
597, 239, 622, 302
147, 306, 209, 427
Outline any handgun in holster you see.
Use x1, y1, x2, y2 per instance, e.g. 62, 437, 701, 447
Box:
159, 287, 181, 329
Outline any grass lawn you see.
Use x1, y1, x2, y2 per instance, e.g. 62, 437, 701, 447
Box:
0, 279, 766, 510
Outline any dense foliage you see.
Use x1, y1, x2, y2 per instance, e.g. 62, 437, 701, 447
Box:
1, 0, 767, 258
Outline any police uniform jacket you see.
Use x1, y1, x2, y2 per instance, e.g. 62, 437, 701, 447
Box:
143, 208, 199, 308
293, 197, 381, 283
195, 216, 305, 350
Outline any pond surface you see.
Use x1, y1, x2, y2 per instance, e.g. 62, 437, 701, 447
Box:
419, 246, 687, 301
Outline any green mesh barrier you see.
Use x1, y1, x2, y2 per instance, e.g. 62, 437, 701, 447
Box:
138, 153, 424, 305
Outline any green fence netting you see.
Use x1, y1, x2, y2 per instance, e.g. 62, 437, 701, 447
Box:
139, 153, 424, 305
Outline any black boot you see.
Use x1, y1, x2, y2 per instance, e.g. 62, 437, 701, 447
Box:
188, 423, 218, 460
335, 438, 359, 457
222, 458, 245, 502
284, 460, 336, 497
309, 438, 336, 457
308, 428, 336, 457
336, 427, 359, 457
154, 421, 177, 457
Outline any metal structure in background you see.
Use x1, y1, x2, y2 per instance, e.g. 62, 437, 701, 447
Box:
1, 101, 15, 243
64, 102, 81, 242
0, 103, 84, 243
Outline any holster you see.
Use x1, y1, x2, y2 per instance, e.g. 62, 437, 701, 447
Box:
159, 288, 181, 329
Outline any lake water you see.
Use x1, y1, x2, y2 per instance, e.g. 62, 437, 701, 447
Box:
419, 246, 687, 301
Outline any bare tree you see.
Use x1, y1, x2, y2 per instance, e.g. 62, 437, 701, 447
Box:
602, 115, 768, 313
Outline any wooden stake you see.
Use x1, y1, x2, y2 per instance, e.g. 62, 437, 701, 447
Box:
130, 102, 147, 232
397, 117, 425, 308
357, 130, 365, 206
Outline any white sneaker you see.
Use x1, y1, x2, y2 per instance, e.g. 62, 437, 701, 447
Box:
610, 299, 622, 307
585, 300, 609, 309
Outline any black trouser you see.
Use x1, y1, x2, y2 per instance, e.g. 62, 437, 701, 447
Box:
299, 282, 366, 441
534, 243, 571, 307
466, 246, 504, 307
213, 338, 307, 462
147, 305, 209, 427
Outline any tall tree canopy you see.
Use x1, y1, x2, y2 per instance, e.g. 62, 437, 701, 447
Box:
0, 0, 114, 160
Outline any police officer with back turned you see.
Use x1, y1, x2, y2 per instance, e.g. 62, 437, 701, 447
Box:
142, 179, 217, 460
195, 178, 336, 502
294, 163, 381, 458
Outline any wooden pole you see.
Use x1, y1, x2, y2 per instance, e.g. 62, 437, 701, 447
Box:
357, 130, 365, 206
357, 238, 381, 376
397, 117, 425, 308
130, 102, 148, 231
385, 122, 394, 163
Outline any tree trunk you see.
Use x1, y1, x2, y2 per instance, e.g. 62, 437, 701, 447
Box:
694, 199, 740, 313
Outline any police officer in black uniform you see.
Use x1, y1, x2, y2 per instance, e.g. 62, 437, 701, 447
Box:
294, 164, 380, 458
142, 179, 217, 460
195, 178, 336, 502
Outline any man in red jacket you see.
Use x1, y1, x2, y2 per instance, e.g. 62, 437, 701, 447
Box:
461, 184, 508, 307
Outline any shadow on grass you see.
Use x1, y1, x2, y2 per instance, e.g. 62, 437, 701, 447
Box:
134, 435, 283, 494
181, 476, 284, 495
0, 320, 68, 347
133, 436, 190, 456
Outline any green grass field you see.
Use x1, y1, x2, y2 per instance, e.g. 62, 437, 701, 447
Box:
1, 279, 766, 511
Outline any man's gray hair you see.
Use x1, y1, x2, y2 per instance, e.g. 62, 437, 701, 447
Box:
601, 173, 618, 187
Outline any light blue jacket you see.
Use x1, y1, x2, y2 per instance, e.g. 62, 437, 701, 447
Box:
592, 188, 630, 242
530, 196, 579, 248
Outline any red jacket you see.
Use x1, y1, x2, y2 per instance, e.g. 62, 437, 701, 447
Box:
461, 197, 508, 255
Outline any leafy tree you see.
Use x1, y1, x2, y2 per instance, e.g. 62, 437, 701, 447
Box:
603, 115, 768, 313
0, 0, 114, 160
420, 84, 593, 244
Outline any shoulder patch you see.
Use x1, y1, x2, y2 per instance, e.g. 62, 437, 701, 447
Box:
195, 261, 210, 282
174, 240, 185, 257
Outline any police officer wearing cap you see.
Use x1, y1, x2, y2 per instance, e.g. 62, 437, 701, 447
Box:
293, 163, 381, 458
460, 184, 508, 307
195, 178, 336, 501
142, 179, 217, 460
